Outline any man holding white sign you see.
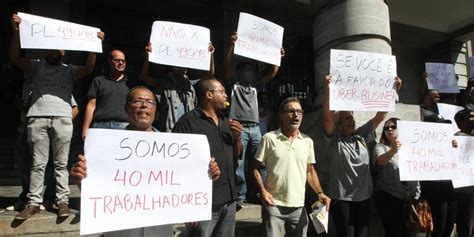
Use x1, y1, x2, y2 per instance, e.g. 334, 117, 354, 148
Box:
141, 41, 215, 132
10, 13, 104, 220
224, 32, 285, 206
173, 78, 243, 237
71, 86, 221, 236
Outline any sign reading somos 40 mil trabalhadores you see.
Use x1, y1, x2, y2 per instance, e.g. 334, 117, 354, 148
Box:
80, 129, 212, 235
329, 49, 397, 112
18, 12, 102, 53
397, 121, 457, 181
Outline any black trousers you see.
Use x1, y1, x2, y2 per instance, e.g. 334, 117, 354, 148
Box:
421, 181, 457, 237
456, 192, 474, 237
374, 190, 411, 237
330, 199, 370, 237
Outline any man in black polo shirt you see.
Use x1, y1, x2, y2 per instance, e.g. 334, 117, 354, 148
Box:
173, 78, 243, 237
82, 49, 132, 139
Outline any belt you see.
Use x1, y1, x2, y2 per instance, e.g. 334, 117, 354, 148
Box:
240, 121, 259, 127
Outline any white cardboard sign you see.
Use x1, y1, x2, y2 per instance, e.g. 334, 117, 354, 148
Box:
80, 129, 212, 235
398, 121, 458, 181
329, 49, 397, 112
18, 12, 102, 53
234, 12, 284, 66
452, 136, 474, 188
149, 21, 211, 71
437, 103, 464, 133
425, 63, 460, 93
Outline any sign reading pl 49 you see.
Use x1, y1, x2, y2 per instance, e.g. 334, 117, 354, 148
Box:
80, 129, 212, 235
18, 12, 102, 53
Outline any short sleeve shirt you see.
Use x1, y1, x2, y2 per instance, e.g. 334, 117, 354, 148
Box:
172, 108, 237, 206
27, 60, 77, 117
255, 129, 315, 207
373, 143, 420, 200
87, 75, 131, 122
324, 121, 374, 201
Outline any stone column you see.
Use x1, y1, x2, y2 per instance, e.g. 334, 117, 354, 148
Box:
312, 0, 392, 91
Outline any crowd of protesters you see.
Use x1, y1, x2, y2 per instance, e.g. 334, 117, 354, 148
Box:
3, 12, 474, 237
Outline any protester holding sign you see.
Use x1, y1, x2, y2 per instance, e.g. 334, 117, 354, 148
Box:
82, 49, 133, 139
373, 118, 420, 237
253, 97, 330, 237
418, 98, 459, 237
71, 86, 222, 236
173, 78, 243, 237
453, 109, 474, 237
322, 75, 400, 237
10, 13, 104, 220
141, 42, 215, 132
224, 32, 285, 207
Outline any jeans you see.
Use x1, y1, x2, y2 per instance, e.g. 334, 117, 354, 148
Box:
92, 121, 128, 129
189, 201, 236, 237
27, 117, 72, 205
331, 199, 370, 237
263, 205, 308, 237
236, 124, 262, 201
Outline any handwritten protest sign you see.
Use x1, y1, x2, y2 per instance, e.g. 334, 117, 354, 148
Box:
425, 63, 460, 93
329, 49, 397, 111
452, 136, 474, 188
80, 129, 212, 235
149, 21, 211, 71
437, 103, 464, 132
398, 121, 457, 181
234, 12, 284, 66
18, 12, 102, 53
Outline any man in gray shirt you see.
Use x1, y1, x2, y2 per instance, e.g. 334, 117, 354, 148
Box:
224, 32, 285, 206
10, 13, 103, 220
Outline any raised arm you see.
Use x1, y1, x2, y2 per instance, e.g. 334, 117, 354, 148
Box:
75, 31, 104, 80
261, 48, 285, 84
201, 42, 215, 80
323, 75, 336, 137
307, 165, 331, 210
375, 140, 401, 166
9, 14, 31, 72
223, 32, 237, 82
140, 42, 159, 87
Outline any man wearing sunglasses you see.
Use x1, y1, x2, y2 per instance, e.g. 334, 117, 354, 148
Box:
82, 49, 134, 140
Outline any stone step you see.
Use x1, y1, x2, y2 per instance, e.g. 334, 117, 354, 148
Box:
0, 203, 262, 236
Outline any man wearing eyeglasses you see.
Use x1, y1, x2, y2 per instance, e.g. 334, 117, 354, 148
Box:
252, 97, 331, 237
82, 49, 133, 140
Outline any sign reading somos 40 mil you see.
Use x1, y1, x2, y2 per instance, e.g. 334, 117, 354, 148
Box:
329, 49, 397, 112
397, 121, 457, 181
18, 12, 102, 53
80, 129, 212, 235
